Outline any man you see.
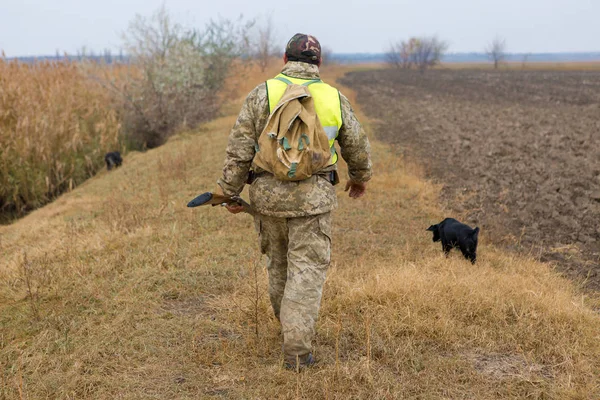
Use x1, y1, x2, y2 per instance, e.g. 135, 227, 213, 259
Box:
217, 33, 372, 370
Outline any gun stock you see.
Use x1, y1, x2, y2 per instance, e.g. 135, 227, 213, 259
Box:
187, 192, 254, 215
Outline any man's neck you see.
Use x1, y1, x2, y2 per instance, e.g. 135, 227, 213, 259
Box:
280, 61, 321, 80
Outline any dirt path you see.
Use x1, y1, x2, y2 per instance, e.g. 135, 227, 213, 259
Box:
341, 68, 600, 289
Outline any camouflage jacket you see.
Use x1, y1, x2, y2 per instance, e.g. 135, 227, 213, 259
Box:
218, 61, 372, 218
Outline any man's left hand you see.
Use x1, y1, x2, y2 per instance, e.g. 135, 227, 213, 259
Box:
344, 181, 367, 198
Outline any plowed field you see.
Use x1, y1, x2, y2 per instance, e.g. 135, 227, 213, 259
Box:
342, 69, 600, 288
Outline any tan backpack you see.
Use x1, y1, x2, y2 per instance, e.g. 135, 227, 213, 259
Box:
253, 78, 332, 181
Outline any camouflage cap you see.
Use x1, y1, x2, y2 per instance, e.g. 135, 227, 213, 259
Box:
285, 33, 321, 65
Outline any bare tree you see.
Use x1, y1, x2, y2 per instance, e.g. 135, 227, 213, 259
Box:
385, 42, 402, 68
400, 38, 419, 69
253, 16, 277, 72
386, 36, 447, 72
321, 46, 334, 66
412, 36, 447, 72
386, 40, 416, 69
521, 52, 531, 70
486, 36, 506, 69
103, 49, 113, 64
76, 46, 88, 61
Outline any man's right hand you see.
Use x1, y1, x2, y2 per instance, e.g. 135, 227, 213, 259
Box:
344, 181, 367, 198
217, 188, 245, 214
224, 203, 245, 214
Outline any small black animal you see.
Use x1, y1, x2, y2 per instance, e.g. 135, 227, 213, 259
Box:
427, 218, 479, 264
105, 151, 122, 171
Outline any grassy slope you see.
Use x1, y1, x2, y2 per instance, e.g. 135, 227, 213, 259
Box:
1, 65, 600, 399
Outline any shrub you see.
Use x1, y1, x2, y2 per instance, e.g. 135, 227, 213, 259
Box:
111, 7, 253, 149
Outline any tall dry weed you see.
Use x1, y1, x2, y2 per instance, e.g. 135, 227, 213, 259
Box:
0, 59, 121, 216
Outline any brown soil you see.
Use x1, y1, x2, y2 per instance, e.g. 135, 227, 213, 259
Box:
341, 68, 600, 289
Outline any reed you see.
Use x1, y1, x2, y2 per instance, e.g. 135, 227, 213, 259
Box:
0, 59, 122, 217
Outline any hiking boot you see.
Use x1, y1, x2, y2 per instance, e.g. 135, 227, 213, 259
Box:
284, 353, 315, 371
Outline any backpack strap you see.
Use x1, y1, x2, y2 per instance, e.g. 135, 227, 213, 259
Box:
298, 134, 310, 151
288, 162, 298, 179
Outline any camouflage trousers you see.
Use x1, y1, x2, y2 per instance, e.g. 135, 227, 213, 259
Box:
254, 212, 332, 360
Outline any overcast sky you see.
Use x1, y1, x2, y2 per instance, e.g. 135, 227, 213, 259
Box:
1, 0, 599, 57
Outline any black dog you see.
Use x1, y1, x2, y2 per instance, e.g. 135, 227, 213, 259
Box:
427, 218, 479, 264
104, 151, 122, 171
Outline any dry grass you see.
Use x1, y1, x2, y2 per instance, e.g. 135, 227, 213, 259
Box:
0, 59, 123, 217
1, 63, 599, 399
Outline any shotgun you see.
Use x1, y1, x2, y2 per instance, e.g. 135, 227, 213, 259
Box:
187, 192, 255, 215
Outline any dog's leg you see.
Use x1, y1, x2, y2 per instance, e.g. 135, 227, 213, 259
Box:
442, 242, 452, 256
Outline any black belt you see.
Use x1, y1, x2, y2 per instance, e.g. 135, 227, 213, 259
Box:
247, 170, 338, 185
321, 170, 339, 185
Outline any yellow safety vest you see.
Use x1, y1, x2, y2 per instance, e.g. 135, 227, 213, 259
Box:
266, 74, 342, 164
